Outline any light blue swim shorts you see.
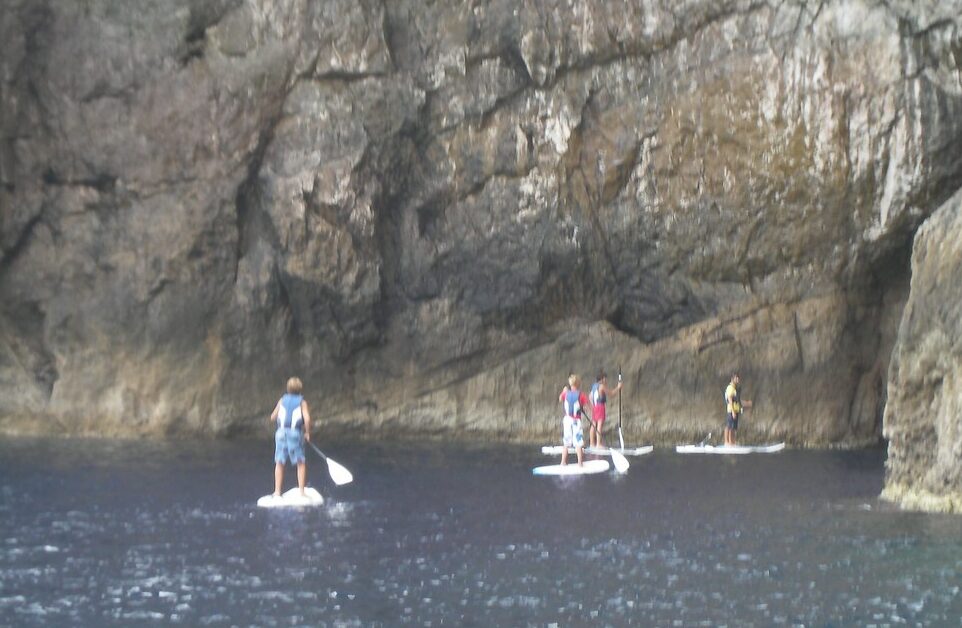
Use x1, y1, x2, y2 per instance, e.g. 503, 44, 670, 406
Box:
274, 427, 306, 465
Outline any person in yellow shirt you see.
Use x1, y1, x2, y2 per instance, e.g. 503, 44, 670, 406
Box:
724, 373, 752, 446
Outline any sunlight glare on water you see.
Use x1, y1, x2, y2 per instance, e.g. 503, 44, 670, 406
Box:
0, 438, 960, 626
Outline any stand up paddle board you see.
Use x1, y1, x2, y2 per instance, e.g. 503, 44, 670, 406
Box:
532, 459, 610, 476
675, 443, 785, 454
541, 445, 653, 456
257, 487, 324, 508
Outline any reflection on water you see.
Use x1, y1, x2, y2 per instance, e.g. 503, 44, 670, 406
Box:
1, 438, 960, 625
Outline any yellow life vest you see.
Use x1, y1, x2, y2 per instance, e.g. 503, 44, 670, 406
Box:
725, 383, 741, 414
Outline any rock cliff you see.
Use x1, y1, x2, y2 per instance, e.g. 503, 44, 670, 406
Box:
1, 0, 961, 492
883, 188, 962, 513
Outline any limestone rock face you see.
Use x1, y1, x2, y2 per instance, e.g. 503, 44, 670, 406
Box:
883, 189, 962, 513
1, 0, 961, 457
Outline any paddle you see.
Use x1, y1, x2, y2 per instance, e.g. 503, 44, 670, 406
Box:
579, 408, 629, 473
617, 366, 624, 451
307, 441, 354, 485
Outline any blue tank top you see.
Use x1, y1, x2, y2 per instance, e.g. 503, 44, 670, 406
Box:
277, 393, 304, 430
590, 382, 606, 406
564, 390, 583, 418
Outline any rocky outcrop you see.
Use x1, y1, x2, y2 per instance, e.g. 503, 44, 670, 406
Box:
1, 1, 961, 459
883, 188, 962, 513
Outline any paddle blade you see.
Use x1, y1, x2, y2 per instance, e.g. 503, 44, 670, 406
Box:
610, 448, 629, 473
326, 458, 353, 485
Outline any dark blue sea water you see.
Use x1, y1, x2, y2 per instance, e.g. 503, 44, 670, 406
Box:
1, 438, 960, 626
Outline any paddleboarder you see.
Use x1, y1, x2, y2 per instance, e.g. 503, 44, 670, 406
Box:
558, 374, 588, 466
269, 377, 313, 497
724, 372, 752, 446
588, 369, 622, 449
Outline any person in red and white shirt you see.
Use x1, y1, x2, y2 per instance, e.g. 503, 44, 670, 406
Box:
558, 374, 588, 466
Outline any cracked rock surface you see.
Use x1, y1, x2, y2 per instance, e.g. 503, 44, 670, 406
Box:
1, 0, 961, 497
883, 188, 962, 513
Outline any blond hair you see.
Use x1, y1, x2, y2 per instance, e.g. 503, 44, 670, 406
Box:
568, 373, 580, 388
286, 377, 303, 394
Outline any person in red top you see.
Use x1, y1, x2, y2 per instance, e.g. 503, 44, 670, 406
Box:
558, 374, 588, 466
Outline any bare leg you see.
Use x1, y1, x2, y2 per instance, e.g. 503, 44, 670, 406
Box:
576, 445, 584, 466
561, 419, 569, 465
274, 463, 284, 496
297, 462, 307, 495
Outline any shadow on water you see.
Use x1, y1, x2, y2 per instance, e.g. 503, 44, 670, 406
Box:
1, 437, 960, 626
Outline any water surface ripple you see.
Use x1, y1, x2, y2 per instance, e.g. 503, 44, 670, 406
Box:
1, 438, 960, 626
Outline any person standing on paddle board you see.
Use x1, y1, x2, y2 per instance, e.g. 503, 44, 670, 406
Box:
588, 370, 622, 449
558, 374, 588, 466
269, 377, 313, 497
724, 372, 751, 446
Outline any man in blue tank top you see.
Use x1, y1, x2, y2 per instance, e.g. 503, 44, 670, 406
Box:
588, 370, 622, 449
269, 376, 313, 497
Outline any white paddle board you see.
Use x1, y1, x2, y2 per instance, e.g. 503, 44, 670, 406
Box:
541, 445, 653, 456
257, 487, 324, 508
532, 459, 610, 476
675, 443, 785, 455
